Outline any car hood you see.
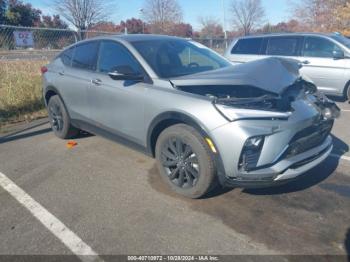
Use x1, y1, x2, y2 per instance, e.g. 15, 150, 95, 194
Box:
169, 57, 301, 95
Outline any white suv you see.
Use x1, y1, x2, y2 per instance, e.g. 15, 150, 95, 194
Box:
225, 33, 350, 101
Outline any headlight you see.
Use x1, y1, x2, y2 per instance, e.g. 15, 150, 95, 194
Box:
238, 136, 265, 171
215, 104, 292, 121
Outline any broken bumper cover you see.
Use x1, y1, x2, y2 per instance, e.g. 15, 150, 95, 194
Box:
223, 135, 332, 188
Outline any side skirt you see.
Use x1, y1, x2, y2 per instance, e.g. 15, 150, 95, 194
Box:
71, 119, 152, 157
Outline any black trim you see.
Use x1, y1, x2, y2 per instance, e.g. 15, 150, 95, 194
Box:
72, 119, 150, 156
223, 142, 332, 188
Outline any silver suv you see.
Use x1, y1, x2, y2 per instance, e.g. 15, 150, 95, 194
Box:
225, 33, 350, 101
42, 35, 339, 198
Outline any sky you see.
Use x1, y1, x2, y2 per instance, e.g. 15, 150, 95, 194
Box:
29, 0, 295, 31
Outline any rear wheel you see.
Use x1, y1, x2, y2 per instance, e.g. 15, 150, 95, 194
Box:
47, 95, 79, 139
155, 124, 217, 198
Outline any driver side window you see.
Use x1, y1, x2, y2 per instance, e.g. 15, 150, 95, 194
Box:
303, 37, 342, 58
98, 41, 142, 74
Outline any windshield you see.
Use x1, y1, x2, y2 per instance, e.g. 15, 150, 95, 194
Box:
132, 39, 231, 78
330, 34, 350, 49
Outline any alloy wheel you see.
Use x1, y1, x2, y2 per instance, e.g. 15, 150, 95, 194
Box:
49, 103, 63, 132
160, 137, 199, 188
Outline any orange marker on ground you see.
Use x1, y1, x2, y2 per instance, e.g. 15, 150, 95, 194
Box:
66, 140, 77, 149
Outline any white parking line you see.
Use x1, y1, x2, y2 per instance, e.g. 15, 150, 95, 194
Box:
341, 109, 350, 112
0, 172, 103, 262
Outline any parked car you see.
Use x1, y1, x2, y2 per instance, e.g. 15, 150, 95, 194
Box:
42, 35, 339, 198
225, 33, 350, 101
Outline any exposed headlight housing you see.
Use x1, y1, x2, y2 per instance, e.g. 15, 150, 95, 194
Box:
238, 136, 265, 171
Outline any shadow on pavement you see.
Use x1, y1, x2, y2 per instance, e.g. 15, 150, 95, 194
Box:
0, 128, 52, 144
346, 229, 350, 261
332, 134, 349, 156
0, 119, 48, 139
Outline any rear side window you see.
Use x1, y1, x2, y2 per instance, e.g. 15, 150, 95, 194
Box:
72, 41, 99, 71
231, 38, 263, 55
303, 37, 342, 58
60, 47, 74, 66
266, 37, 301, 56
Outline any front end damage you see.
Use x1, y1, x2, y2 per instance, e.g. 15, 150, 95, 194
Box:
171, 57, 340, 187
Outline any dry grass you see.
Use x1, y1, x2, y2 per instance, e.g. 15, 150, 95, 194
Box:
0, 60, 48, 126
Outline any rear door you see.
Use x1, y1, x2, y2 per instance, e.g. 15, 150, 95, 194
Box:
299, 36, 346, 95
226, 37, 266, 64
56, 41, 99, 121
87, 40, 148, 144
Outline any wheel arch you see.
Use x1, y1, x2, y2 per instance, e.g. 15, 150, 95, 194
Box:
147, 111, 228, 187
44, 86, 60, 105
44, 86, 72, 119
146, 111, 210, 157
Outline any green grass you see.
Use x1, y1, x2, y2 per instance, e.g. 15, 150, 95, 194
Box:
0, 60, 48, 128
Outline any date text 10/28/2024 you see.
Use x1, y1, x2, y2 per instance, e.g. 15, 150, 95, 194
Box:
127, 256, 219, 261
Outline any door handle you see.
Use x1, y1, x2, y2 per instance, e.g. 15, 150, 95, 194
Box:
301, 60, 310, 65
58, 71, 64, 76
91, 78, 102, 86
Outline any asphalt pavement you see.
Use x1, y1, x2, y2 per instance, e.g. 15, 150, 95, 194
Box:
0, 102, 349, 260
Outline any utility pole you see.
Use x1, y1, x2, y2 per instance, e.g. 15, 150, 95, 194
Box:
139, 8, 145, 34
222, 0, 228, 48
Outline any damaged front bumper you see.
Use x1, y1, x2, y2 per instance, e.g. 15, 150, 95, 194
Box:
209, 95, 339, 189
222, 136, 332, 188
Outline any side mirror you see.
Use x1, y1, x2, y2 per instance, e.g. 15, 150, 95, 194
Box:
333, 50, 344, 59
108, 65, 144, 81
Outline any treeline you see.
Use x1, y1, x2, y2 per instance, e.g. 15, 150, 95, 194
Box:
1, 0, 349, 38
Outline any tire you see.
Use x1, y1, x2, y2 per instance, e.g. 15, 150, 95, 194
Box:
347, 85, 350, 102
155, 124, 217, 198
47, 95, 79, 139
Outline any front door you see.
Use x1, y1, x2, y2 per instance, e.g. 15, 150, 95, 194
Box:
299, 36, 346, 95
88, 40, 147, 144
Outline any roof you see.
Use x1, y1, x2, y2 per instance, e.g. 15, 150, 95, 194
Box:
237, 32, 337, 39
93, 34, 184, 42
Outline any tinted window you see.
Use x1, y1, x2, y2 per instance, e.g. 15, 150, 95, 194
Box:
98, 41, 142, 74
72, 41, 99, 70
303, 37, 342, 58
132, 39, 230, 78
60, 47, 74, 66
266, 37, 300, 56
330, 34, 350, 49
231, 38, 263, 54
178, 45, 222, 70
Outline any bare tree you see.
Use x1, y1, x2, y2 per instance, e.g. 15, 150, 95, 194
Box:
290, 0, 347, 32
142, 0, 183, 34
230, 0, 266, 35
198, 16, 224, 38
54, 0, 112, 32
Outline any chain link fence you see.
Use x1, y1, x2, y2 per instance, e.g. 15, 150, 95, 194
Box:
0, 24, 231, 60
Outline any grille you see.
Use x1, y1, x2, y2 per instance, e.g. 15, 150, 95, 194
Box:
286, 120, 333, 157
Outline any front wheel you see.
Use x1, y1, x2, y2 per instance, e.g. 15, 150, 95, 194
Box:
155, 124, 217, 198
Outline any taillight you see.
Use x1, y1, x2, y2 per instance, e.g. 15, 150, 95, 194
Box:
41, 66, 48, 74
